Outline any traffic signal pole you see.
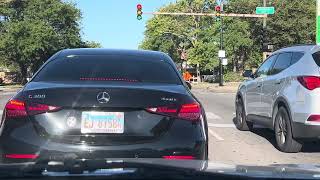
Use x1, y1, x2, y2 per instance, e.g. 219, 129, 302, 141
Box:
143, 12, 266, 18
317, 0, 320, 45
262, 0, 268, 60
219, 5, 224, 86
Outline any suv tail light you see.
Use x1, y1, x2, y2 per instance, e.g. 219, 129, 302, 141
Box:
146, 103, 201, 121
297, 76, 320, 90
5, 99, 61, 118
307, 115, 320, 122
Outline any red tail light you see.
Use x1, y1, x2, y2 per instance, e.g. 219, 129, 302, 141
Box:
162, 155, 195, 160
297, 76, 320, 90
178, 103, 201, 120
27, 102, 61, 116
146, 102, 201, 121
307, 115, 320, 122
5, 99, 61, 118
5, 100, 27, 118
5, 154, 39, 159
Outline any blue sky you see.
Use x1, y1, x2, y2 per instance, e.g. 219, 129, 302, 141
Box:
72, 0, 177, 49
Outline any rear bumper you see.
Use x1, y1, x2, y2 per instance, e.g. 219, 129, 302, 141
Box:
0, 120, 208, 163
292, 122, 320, 139
2, 141, 208, 163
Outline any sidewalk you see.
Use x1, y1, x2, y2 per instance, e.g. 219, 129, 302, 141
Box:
191, 82, 240, 93
0, 85, 23, 92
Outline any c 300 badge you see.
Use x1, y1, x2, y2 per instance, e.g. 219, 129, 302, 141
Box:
28, 94, 46, 99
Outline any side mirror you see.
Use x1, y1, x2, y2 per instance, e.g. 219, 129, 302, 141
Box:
243, 70, 253, 78
185, 81, 192, 90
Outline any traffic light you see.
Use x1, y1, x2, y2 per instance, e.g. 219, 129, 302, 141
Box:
215, 5, 221, 21
137, 4, 143, 20
215, 5, 221, 12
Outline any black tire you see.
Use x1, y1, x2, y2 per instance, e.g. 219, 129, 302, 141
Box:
235, 98, 253, 131
274, 107, 302, 153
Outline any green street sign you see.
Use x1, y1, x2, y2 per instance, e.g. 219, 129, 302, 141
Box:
256, 7, 275, 15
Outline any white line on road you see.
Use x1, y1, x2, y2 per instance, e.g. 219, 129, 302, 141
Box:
208, 123, 236, 128
206, 112, 222, 120
208, 122, 267, 129
208, 128, 224, 141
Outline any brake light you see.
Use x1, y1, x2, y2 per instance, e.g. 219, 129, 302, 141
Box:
178, 103, 201, 120
5, 100, 27, 118
27, 102, 61, 116
297, 76, 320, 90
5, 154, 39, 159
5, 99, 61, 118
307, 115, 320, 122
162, 155, 195, 160
146, 102, 201, 121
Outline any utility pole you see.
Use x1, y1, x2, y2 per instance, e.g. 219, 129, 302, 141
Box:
317, 0, 320, 45
262, 0, 267, 60
219, 3, 224, 86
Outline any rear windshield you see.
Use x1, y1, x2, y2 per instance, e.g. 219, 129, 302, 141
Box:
33, 55, 181, 84
312, 51, 320, 67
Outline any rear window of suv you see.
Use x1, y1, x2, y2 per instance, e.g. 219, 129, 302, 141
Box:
33, 55, 182, 84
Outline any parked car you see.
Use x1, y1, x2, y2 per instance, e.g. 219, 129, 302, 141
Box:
235, 45, 320, 153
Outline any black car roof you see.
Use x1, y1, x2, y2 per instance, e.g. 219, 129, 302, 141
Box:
59, 48, 168, 59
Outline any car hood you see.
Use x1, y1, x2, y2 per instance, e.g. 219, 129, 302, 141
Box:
0, 159, 320, 179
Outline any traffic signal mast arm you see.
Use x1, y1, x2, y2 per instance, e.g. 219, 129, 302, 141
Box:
143, 12, 267, 18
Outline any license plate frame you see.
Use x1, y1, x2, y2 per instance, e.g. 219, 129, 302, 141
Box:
81, 111, 124, 134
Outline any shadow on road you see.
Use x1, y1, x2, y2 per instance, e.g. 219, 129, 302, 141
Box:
232, 117, 320, 153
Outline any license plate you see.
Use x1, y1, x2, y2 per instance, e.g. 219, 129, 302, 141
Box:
81, 112, 124, 134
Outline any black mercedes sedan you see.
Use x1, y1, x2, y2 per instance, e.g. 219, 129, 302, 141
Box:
0, 49, 208, 163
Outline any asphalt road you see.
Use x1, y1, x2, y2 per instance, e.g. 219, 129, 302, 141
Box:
192, 88, 320, 166
1, 88, 320, 165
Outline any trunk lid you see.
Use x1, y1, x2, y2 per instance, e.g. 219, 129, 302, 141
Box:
23, 82, 194, 145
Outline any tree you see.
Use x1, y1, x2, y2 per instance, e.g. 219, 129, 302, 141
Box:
140, 0, 219, 72
83, 41, 102, 48
141, 0, 317, 76
225, 0, 316, 69
0, 0, 100, 83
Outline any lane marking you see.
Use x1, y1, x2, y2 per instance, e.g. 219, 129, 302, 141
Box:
208, 123, 267, 129
206, 112, 222, 120
208, 128, 224, 141
208, 123, 236, 128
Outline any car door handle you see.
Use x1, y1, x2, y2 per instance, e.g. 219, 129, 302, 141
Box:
257, 84, 262, 88
275, 80, 282, 85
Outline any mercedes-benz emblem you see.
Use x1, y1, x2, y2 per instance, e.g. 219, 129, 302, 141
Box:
97, 92, 110, 104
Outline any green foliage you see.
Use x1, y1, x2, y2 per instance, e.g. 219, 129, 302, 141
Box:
223, 71, 244, 82
83, 41, 102, 48
0, 0, 100, 83
140, 0, 316, 75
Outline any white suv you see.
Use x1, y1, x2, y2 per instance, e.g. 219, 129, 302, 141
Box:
236, 45, 320, 153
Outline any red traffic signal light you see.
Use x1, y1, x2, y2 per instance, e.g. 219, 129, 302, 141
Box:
215, 5, 221, 12
137, 4, 143, 20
